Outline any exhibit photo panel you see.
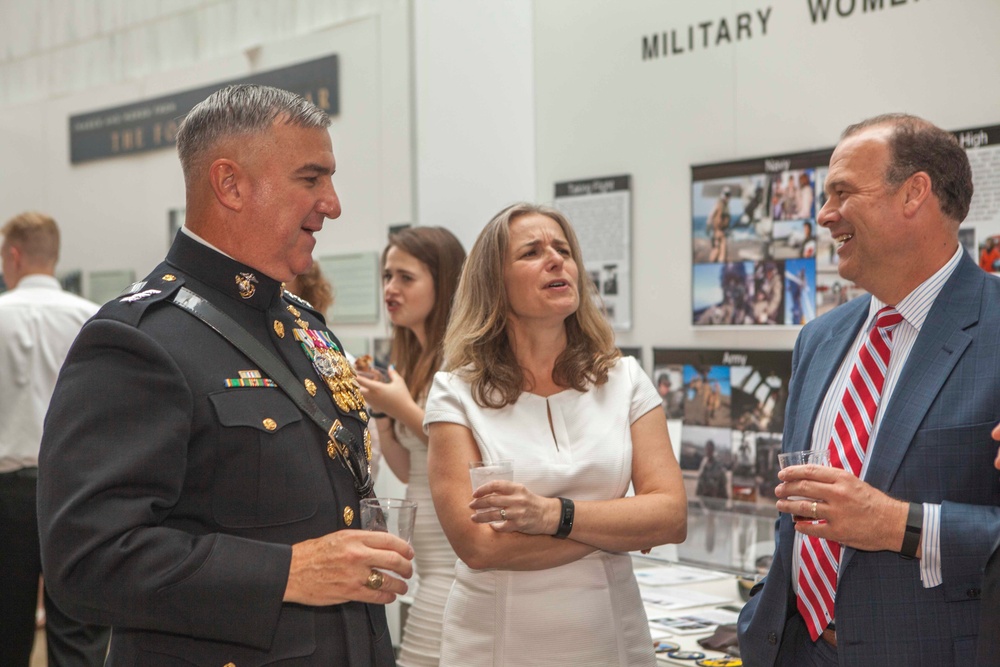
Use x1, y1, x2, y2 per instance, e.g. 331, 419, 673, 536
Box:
691, 150, 832, 328
653, 347, 791, 507
690, 122, 1000, 328
653, 347, 791, 577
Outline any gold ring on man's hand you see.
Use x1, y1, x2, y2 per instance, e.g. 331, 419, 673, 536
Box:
811, 501, 818, 520
366, 569, 384, 590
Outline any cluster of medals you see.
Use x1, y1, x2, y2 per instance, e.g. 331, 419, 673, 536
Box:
293, 327, 365, 414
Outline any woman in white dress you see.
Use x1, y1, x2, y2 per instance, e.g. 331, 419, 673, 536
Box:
425, 203, 688, 666
357, 226, 466, 666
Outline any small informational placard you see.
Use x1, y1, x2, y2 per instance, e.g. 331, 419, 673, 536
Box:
59, 270, 83, 296
319, 253, 380, 324
958, 123, 1000, 274
88, 269, 136, 305
554, 174, 632, 331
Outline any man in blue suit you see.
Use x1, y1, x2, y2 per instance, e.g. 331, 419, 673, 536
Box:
737, 114, 1000, 666
977, 423, 1000, 665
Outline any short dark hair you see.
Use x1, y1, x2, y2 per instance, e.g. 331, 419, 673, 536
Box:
842, 113, 973, 222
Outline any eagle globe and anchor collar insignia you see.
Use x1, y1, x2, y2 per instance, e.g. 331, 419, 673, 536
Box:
235, 272, 258, 299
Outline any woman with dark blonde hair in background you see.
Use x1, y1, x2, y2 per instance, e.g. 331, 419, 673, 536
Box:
424, 203, 687, 666
357, 226, 466, 666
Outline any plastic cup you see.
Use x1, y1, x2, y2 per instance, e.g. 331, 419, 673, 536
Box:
360, 497, 417, 543
468, 460, 513, 518
777, 449, 830, 503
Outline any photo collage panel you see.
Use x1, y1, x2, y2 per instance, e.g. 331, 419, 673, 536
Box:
653, 348, 792, 506
690, 149, 864, 327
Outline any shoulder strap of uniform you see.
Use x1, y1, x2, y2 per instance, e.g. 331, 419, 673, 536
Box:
97, 271, 184, 327
169, 285, 374, 498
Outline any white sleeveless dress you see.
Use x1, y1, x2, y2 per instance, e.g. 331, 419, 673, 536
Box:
395, 415, 458, 667
423, 356, 661, 667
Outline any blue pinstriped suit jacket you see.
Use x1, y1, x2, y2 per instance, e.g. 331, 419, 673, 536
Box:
737, 252, 1000, 666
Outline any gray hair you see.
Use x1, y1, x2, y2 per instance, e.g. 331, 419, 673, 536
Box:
176, 84, 331, 185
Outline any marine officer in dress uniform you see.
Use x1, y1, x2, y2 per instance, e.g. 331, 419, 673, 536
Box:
37, 84, 413, 666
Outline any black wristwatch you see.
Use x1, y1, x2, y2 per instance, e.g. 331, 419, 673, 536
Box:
900, 502, 923, 559
553, 497, 575, 539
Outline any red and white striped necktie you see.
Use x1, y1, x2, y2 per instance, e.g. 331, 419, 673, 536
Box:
796, 306, 904, 641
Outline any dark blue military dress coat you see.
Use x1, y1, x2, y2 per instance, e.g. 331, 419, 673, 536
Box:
38, 231, 394, 666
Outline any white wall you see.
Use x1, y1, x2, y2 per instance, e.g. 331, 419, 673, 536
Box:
532, 0, 1000, 355
412, 0, 536, 252
0, 0, 413, 340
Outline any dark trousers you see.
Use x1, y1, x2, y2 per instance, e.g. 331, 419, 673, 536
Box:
774, 613, 839, 667
1, 469, 109, 667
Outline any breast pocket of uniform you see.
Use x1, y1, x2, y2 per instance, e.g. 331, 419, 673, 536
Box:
209, 390, 319, 528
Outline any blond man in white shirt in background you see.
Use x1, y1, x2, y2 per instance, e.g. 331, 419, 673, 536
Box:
0, 211, 107, 667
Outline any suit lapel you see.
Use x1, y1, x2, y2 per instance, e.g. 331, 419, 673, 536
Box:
863, 255, 982, 492
792, 298, 869, 453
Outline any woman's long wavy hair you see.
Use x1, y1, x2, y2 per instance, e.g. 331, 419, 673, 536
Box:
443, 202, 618, 409
385, 226, 466, 402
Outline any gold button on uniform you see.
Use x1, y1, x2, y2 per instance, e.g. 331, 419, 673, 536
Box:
304, 378, 317, 396
162, 274, 177, 282
273, 320, 285, 338
343, 506, 355, 526
262, 418, 277, 431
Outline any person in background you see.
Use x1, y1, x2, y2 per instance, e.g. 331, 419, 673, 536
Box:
799, 221, 817, 259
37, 84, 412, 666
0, 212, 107, 666
356, 226, 466, 666
425, 202, 687, 666
286, 258, 334, 314
738, 114, 1000, 666
695, 440, 729, 500
707, 187, 732, 262
796, 171, 815, 220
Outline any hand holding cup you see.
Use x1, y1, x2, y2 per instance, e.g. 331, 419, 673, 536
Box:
469, 460, 513, 524
777, 449, 830, 523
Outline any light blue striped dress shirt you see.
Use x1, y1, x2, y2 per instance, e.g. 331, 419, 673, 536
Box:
792, 245, 962, 594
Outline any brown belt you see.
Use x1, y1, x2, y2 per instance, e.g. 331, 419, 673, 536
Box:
821, 627, 837, 647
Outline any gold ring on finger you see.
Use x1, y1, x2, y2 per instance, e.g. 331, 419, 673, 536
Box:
499, 508, 507, 521
811, 501, 818, 520
366, 569, 384, 590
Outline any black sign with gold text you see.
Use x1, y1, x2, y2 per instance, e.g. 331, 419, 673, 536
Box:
69, 55, 338, 164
